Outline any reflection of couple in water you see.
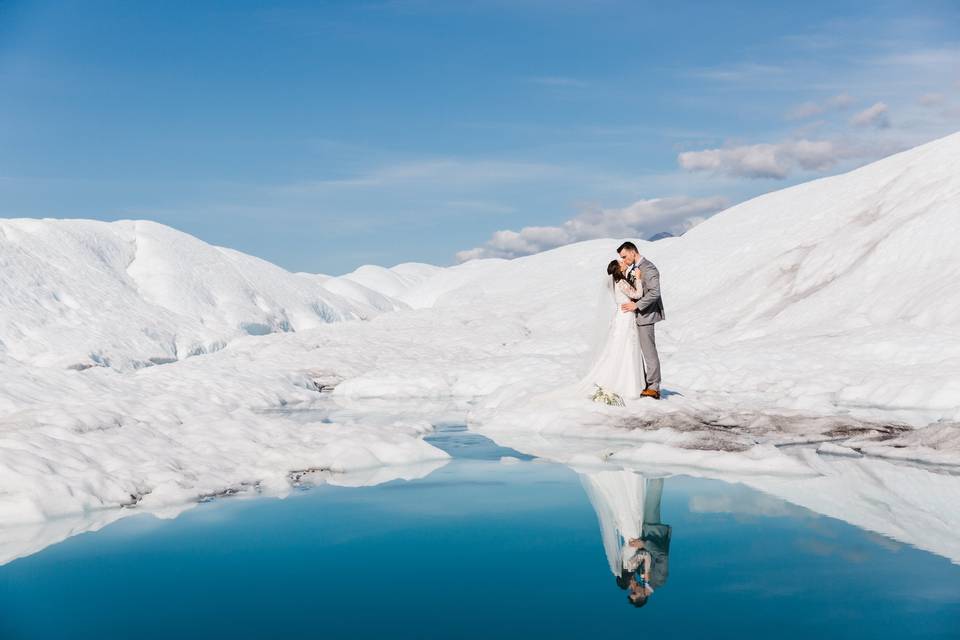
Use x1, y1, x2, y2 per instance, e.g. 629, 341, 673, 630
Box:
578, 470, 671, 608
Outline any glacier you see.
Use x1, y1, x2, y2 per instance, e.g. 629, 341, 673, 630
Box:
0, 131, 958, 565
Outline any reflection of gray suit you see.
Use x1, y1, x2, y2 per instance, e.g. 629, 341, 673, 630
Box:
627, 257, 664, 391
641, 477, 671, 589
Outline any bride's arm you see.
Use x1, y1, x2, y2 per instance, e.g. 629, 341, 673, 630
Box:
617, 279, 642, 300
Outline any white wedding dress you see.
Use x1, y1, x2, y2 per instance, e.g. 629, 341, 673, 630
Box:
579, 277, 647, 400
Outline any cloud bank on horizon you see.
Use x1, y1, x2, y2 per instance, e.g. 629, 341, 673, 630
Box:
1, 1, 958, 271
461, 44, 960, 261
455, 196, 727, 261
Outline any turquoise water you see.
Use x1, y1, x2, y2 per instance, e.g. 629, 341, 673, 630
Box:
1, 429, 958, 639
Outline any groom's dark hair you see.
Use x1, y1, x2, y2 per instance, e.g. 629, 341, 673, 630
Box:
617, 241, 638, 254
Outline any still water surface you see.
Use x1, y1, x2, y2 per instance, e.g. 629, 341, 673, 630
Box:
1, 428, 958, 639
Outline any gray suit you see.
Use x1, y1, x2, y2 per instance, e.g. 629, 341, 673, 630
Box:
627, 257, 664, 391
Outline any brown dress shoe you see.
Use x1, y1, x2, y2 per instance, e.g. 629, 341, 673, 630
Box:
640, 389, 661, 400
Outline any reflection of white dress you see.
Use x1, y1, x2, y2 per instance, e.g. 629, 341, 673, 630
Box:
579, 279, 646, 400
578, 470, 646, 577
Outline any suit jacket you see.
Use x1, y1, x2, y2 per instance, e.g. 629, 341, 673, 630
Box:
627, 257, 665, 325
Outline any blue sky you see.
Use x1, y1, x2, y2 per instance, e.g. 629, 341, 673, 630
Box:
2, 0, 958, 273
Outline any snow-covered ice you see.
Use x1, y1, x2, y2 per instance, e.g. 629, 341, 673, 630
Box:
1, 131, 959, 563
0, 218, 405, 372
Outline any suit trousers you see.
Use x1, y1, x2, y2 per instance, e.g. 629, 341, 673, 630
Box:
638, 323, 661, 391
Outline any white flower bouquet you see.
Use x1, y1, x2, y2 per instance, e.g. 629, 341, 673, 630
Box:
592, 384, 625, 407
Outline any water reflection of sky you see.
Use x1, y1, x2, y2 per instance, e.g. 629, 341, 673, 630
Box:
1, 450, 959, 638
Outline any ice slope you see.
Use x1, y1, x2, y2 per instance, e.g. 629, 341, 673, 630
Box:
0, 218, 405, 370
653, 130, 960, 419
333, 131, 960, 462
368, 131, 960, 426
342, 263, 444, 302
0, 219, 451, 538
297, 272, 406, 315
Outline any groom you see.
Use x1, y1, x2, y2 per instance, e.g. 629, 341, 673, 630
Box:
617, 241, 664, 399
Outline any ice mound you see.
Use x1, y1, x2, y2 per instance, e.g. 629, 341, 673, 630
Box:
0, 219, 405, 371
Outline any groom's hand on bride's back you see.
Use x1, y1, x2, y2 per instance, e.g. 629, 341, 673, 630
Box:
620, 302, 637, 313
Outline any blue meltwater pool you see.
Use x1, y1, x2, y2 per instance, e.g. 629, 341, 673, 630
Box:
1, 427, 958, 639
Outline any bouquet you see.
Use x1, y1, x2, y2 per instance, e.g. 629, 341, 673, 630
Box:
592, 384, 625, 407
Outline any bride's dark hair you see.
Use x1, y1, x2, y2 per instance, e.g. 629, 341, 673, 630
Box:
607, 259, 626, 283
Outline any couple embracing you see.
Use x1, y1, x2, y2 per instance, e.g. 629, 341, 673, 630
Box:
582, 241, 664, 401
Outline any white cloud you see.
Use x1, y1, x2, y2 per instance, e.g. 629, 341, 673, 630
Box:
456, 195, 728, 261
678, 139, 855, 179
850, 102, 891, 128
878, 46, 960, 69
786, 101, 825, 120
444, 200, 516, 215
918, 93, 946, 107
942, 105, 960, 120
687, 62, 785, 82
828, 93, 856, 109
786, 93, 855, 120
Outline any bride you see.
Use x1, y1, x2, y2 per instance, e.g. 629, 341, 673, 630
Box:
578, 258, 646, 401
